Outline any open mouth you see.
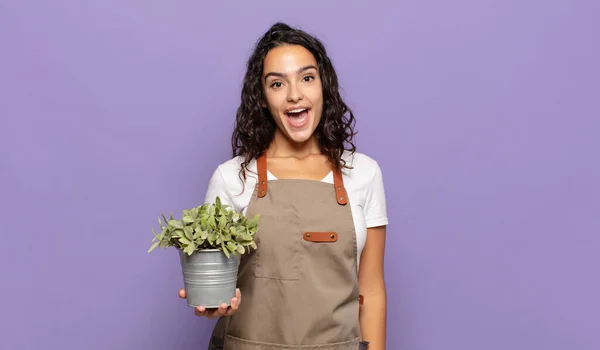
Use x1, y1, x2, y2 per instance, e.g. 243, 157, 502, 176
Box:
285, 108, 310, 128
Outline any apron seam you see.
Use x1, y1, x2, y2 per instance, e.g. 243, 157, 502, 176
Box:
224, 334, 361, 349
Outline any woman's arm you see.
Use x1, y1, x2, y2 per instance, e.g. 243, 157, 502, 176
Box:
358, 225, 387, 349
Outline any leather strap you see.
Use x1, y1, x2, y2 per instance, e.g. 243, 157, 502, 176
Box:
257, 153, 268, 198
256, 153, 347, 206
333, 169, 348, 205
303, 232, 338, 242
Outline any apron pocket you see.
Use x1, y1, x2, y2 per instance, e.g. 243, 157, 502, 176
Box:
252, 232, 300, 281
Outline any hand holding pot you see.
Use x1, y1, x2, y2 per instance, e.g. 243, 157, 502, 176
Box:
179, 288, 242, 318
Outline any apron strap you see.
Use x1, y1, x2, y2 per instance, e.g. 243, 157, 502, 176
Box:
255, 153, 347, 206
333, 169, 348, 205
257, 153, 268, 198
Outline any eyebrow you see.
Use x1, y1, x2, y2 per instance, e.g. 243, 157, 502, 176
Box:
263, 65, 318, 81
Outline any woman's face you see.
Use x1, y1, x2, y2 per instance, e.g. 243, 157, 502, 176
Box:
261, 44, 323, 145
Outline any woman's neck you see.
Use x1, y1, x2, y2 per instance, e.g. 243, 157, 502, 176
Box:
267, 129, 320, 159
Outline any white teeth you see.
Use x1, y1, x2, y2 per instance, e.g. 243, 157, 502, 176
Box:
288, 108, 307, 114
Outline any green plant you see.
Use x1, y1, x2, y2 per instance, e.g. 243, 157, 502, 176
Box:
148, 196, 259, 258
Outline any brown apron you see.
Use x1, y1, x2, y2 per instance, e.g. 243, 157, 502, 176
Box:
209, 154, 369, 349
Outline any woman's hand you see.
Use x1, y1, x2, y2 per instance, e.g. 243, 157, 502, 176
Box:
178, 288, 242, 318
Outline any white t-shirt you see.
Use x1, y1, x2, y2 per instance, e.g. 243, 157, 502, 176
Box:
204, 151, 388, 265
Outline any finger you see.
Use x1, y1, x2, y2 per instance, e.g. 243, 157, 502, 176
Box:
231, 297, 240, 311
178, 289, 186, 299
197, 306, 224, 318
193, 302, 230, 318
224, 298, 239, 316
216, 303, 228, 316
194, 306, 206, 317
224, 289, 242, 316
207, 308, 223, 318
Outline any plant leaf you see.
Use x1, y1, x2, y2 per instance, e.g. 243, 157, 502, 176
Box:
226, 241, 236, 251
148, 241, 159, 253
208, 216, 216, 229
169, 220, 183, 229
218, 215, 227, 230
221, 242, 229, 258
184, 242, 196, 255
236, 245, 245, 254
247, 215, 259, 229
183, 226, 194, 240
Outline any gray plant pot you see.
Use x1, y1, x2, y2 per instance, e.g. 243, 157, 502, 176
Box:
179, 249, 241, 308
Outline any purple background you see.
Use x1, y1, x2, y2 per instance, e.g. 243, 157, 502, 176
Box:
1, 1, 598, 349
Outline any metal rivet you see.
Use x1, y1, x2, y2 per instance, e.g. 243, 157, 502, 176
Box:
306, 233, 311, 238
339, 196, 344, 201
260, 190, 265, 194
261, 181, 265, 185
330, 234, 335, 239
337, 186, 342, 190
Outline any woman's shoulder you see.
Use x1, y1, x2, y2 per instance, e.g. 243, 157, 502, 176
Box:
205, 156, 258, 206
210, 156, 258, 192
342, 151, 387, 221
342, 151, 382, 177
341, 150, 384, 188
342, 150, 380, 169
213, 156, 257, 177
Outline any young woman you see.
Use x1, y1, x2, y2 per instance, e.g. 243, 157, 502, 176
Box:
178, 22, 388, 349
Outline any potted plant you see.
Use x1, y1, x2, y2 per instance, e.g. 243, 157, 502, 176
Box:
148, 196, 259, 308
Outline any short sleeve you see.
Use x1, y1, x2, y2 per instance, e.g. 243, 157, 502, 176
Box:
204, 167, 233, 207
364, 163, 389, 228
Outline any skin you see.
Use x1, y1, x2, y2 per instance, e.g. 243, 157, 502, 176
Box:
358, 225, 388, 349
178, 44, 387, 349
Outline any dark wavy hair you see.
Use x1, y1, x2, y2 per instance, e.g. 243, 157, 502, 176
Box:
231, 22, 357, 179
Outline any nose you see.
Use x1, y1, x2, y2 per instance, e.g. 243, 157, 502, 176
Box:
286, 82, 303, 103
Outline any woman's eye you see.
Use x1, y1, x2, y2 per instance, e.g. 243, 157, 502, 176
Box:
303, 76, 314, 82
271, 82, 283, 88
